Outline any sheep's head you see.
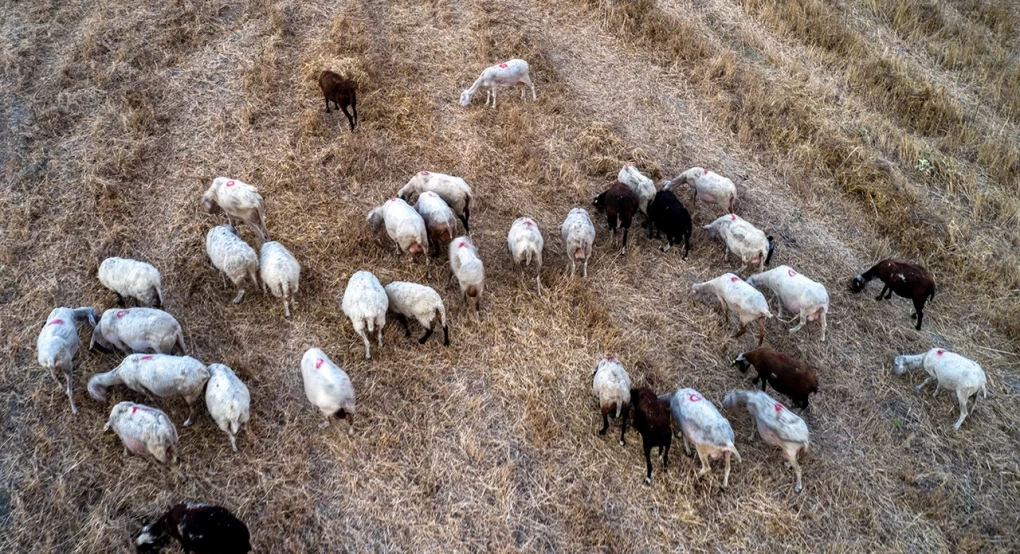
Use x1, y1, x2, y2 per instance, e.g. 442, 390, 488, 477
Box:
850, 275, 867, 292
892, 355, 908, 375
592, 191, 607, 209
459, 90, 473, 107
87, 377, 108, 403
89, 328, 115, 353
732, 353, 751, 373
73, 307, 98, 327
722, 391, 746, 412
200, 194, 220, 214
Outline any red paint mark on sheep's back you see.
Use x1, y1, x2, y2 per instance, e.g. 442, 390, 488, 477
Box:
778, 353, 787, 360
605, 354, 617, 361
48, 319, 64, 326
730, 214, 737, 221
625, 163, 633, 168
390, 197, 398, 202
116, 310, 129, 319
131, 406, 138, 414
730, 276, 739, 282
315, 358, 325, 369
703, 169, 710, 176
226, 180, 236, 187
788, 269, 797, 277
458, 242, 468, 248
140, 355, 154, 361
499, 63, 508, 68
420, 170, 429, 176
689, 394, 702, 402
774, 403, 783, 412
937, 349, 945, 355
523, 220, 533, 226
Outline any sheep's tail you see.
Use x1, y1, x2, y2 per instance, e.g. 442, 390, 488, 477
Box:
175, 329, 187, 356
729, 445, 742, 463
155, 286, 164, 308
525, 248, 533, 266
365, 317, 375, 333
436, 305, 447, 329
229, 418, 241, 435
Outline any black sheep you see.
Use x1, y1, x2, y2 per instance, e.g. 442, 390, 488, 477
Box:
136, 503, 251, 554
629, 387, 672, 485
645, 189, 692, 259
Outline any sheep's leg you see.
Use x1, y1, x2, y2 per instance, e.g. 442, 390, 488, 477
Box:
695, 446, 712, 479
47, 365, 61, 387
394, 314, 411, 338
915, 376, 934, 392
885, 288, 894, 300
599, 411, 610, 435
232, 288, 246, 304
183, 401, 195, 427
931, 381, 941, 398
785, 447, 803, 493
953, 389, 970, 430
643, 442, 654, 485
339, 104, 355, 132
875, 285, 889, 301
569, 258, 576, 278
748, 412, 758, 442
721, 300, 730, 325
913, 300, 925, 330
485, 89, 491, 106
355, 324, 372, 360
64, 371, 78, 415
318, 413, 331, 429
722, 451, 733, 488
819, 310, 827, 342
662, 443, 670, 471
346, 413, 355, 435
228, 432, 238, 452
619, 404, 629, 447
376, 325, 384, 349
535, 254, 543, 296
757, 317, 766, 347
732, 321, 748, 339
418, 327, 434, 345
683, 435, 691, 457
583, 257, 589, 278
220, 271, 228, 290
283, 299, 291, 319
621, 226, 630, 255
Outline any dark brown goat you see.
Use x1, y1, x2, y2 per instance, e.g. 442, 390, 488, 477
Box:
593, 181, 639, 254
732, 348, 818, 410
135, 503, 251, 554
851, 258, 936, 330
318, 70, 358, 131
645, 189, 692, 259
630, 387, 672, 485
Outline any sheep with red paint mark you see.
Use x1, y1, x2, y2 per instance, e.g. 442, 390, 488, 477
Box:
319, 70, 358, 131
851, 258, 936, 330
448, 236, 485, 315
87, 353, 209, 426
459, 59, 537, 109
747, 265, 829, 342
590, 355, 632, 446
659, 388, 742, 489
104, 401, 178, 464
301, 348, 356, 432
90, 307, 186, 355
703, 213, 775, 273
367, 197, 429, 263
507, 217, 544, 296
692, 273, 773, 347
37, 307, 98, 415
894, 348, 987, 430
398, 171, 474, 233
663, 166, 737, 213
560, 208, 595, 278
201, 177, 268, 240
723, 389, 810, 493
732, 348, 818, 410
592, 181, 639, 254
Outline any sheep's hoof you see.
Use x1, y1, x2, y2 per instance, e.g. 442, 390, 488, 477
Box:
794, 484, 802, 493
644, 477, 651, 486
619, 439, 625, 446
347, 426, 355, 436
317, 420, 330, 429
598, 429, 607, 436
183, 419, 192, 427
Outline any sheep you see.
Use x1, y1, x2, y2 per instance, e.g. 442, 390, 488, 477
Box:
103, 401, 178, 464
732, 348, 818, 410
507, 217, 544, 296
645, 189, 692, 259
630, 387, 672, 485
97, 257, 163, 308
692, 273, 773, 347
366, 197, 429, 262
448, 236, 485, 314
703, 213, 775, 273
747, 265, 829, 342
397, 171, 474, 233
459, 58, 536, 109
592, 181, 639, 254
617, 164, 656, 216
206, 224, 260, 304
37, 307, 97, 415
383, 281, 449, 346
894, 348, 987, 430
301, 348, 356, 432
663, 166, 737, 213
87, 353, 210, 426
319, 70, 358, 131
90, 307, 186, 355
851, 258, 936, 330
561, 208, 596, 278
136, 503, 251, 554
590, 355, 632, 446
205, 363, 250, 451
259, 241, 300, 318
414, 190, 458, 256
340, 270, 388, 360
723, 389, 810, 493
201, 177, 268, 240
659, 388, 742, 488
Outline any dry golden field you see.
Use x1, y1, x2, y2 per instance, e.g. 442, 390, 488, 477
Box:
2, 0, 1020, 552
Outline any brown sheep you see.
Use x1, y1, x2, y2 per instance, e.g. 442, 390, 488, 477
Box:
630, 387, 672, 485
851, 258, 936, 330
592, 181, 639, 254
732, 348, 818, 410
318, 70, 358, 131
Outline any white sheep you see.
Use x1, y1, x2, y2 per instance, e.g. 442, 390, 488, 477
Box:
301, 348, 356, 432
259, 241, 300, 318
448, 236, 485, 315
340, 270, 388, 360
90, 307, 187, 355
663, 166, 737, 213
87, 353, 209, 426
703, 213, 775, 273
104, 401, 179, 464
206, 224, 259, 304
660, 388, 742, 488
617, 164, 656, 216
561, 208, 595, 278
415, 191, 458, 254
723, 389, 810, 493
894, 348, 988, 430
98, 257, 164, 308
590, 355, 632, 446
747, 265, 829, 342
397, 171, 474, 233
201, 176, 268, 239
507, 217, 544, 296
459, 58, 537, 109
205, 363, 251, 451
384, 281, 449, 346
367, 197, 429, 262
692, 273, 773, 347
37, 307, 97, 415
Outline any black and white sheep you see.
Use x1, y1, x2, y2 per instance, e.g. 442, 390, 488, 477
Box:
384, 281, 450, 346
136, 502, 251, 554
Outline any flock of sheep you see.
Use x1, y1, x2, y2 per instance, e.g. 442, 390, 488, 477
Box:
33, 58, 990, 552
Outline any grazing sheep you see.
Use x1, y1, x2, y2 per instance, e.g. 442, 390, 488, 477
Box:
663, 167, 737, 213
590, 355, 632, 446
301, 348, 356, 432
205, 363, 250, 452
384, 281, 449, 346
367, 197, 429, 262
630, 387, 672, 485
692, 273, 773, 347
90, 307, 186, 355
37, 307, 97, 415
397, 171, 474, 233
340, 271, 388, 360
206, 224, 260, 304
415, 191, 458, 255
318, 70, 358, 131
851, 258, 936, 330
507, 217, 544, 296
732, 348, 818, 410
561, 208, 596, 278
98, 257, 163, 308
448, 236, 485, 314
645, 189, 692, 259
660, 388, 742, 488
593, 181, 639, 254
894, 348, 987, 430
703, 214, 775, 273
201, 177, 268, 240
104, 401, 178, 464
747, 265, 829, 342
459, 58, 536, 109
724, 389, 810, 493
136, 503, 251, 554
259, 241, 300, 318
617, 164, 656, 216
87, 353, 209, 426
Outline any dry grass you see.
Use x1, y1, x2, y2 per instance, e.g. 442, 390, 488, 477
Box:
2, 0, 1020, 552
